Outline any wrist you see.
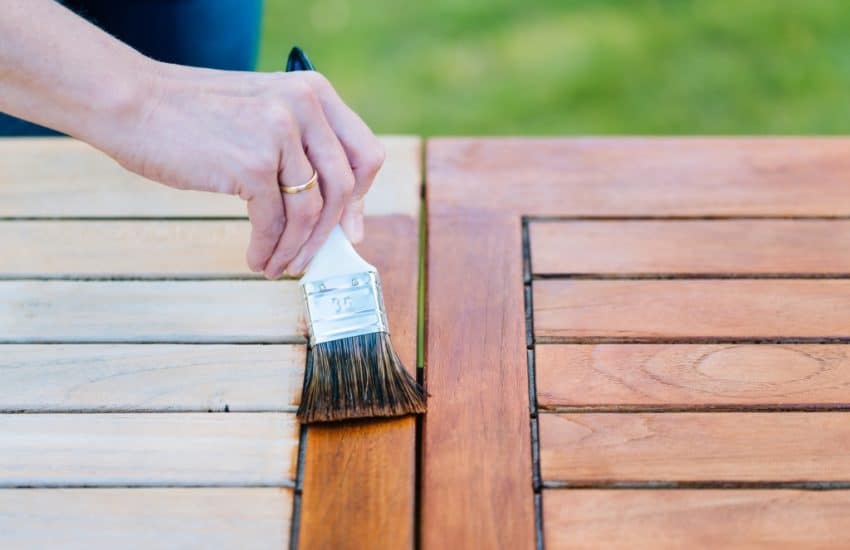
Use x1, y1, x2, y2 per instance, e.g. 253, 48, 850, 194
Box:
80, 55, 164, 152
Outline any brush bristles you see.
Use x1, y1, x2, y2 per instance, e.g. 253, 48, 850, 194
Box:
297, 332, 427, 423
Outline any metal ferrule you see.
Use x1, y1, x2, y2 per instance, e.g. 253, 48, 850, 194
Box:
301, 271, 389, 346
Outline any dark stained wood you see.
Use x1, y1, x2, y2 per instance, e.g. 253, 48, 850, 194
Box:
540, 412, 850, 482
536, 344, 850, 410
544, 489, 850, 549
428, 138, 850, 216
423, 211, 535, 549
530, 220, 850, 276
299, 215, 418, 549
534, 279, 850, 342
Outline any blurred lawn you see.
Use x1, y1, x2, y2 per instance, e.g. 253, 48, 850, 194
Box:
258, 0, 850, 135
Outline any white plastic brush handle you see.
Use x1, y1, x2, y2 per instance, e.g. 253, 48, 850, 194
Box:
300, 225, 375, 282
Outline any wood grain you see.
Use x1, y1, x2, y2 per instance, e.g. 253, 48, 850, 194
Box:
0, 344, 304, 412
424, 137, 850, 549
530, 220, 850, 275
299, 215, 420, 550
0, 280, 305, 343
536, 344, 850, 410
0, 135, 420, 218
540, 412, 850, 482
0, 488, 292, 550
0, 413, 298, 487
533, 280, 850, 342
428, 137, 850, 216
544, 489, 850, 549
423, 212, 535, 549
0, 221, 253, 277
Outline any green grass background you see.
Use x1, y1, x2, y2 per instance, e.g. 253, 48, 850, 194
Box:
258, 0, 850, 135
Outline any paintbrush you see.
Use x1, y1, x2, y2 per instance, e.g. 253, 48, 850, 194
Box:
286, 46, 426, 423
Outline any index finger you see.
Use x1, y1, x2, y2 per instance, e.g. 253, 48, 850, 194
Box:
245, 181, 285, 273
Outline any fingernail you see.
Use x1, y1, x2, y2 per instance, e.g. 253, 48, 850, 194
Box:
264, 265, 283, 280
287, 256, 306, 277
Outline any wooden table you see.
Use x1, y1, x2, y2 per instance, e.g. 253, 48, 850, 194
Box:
2, 137, 850, 549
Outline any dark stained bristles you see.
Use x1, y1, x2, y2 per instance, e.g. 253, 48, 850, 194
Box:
297, 332, 427, 423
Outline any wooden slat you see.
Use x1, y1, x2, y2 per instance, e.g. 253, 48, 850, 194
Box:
530, 220, 850, 275
300, 215, 419, 549
0, 280, 304, 342
544, 489, 850, 549
0, 135, 419, 218
536, 344, 850, 410
0, 221, 252, 277
428, 138, 850, 216
0, 413, 297, 486
0, 488, 292, 549
423, 212, 535, 549
0, 344, 304, 412
534, 280, 850, 342
540, 412, 850, 482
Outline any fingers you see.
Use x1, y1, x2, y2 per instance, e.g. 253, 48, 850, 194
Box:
339, 197, 365, 243
300, 72, 385, 242
244, 179, 285, 273
262, 116, 321, 280
284, 85, 356, 276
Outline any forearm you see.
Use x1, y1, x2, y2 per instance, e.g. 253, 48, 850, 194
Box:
0, 0, 153, 144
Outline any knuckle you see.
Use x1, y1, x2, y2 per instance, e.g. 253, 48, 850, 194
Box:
266, 104, 299, 141
324, 176, 354, 208
242, 153, 277, 180
292, 202, 321, 227
288, 79, 319, 106
255, 218, 283, 241
303, 71, 331, 92
357, 142, 386, 179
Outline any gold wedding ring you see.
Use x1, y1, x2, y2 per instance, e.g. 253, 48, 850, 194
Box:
280, 170, 318, 194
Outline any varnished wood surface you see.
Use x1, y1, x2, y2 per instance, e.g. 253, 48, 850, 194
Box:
0, 413, 298, 486
297, 213, 420, 547
0, 135, 420, 218
530, 220, 850, 275
428, 137, 850, 216
534, 279, 850, 342
423, 211, 535, 549
540, 412, 850, 482
544, 490, 850, 549
0, 280, 304, 343
536, 344, 850, 410
0, 344, 303, 412
0, 488, 293, 549
427, 137, 850, 550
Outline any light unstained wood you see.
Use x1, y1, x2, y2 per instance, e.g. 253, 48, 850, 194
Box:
422, 212, 535, 550
540, 412, 850, 482
530, 220, 850, 275
300, 215, 419, 550
0, 280, 305, 342
536, 344, 850, 410
0, 488, 292, 550
0, 413, 297, 487
0, 135, 420, 218
544, 489, 850, 550
0, 221, 253, 276
0, 344, 304, 412
428, 137, 850, 216
533, 280, 850, 342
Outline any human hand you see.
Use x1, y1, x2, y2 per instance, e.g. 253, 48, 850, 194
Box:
95, 62, 384, 279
